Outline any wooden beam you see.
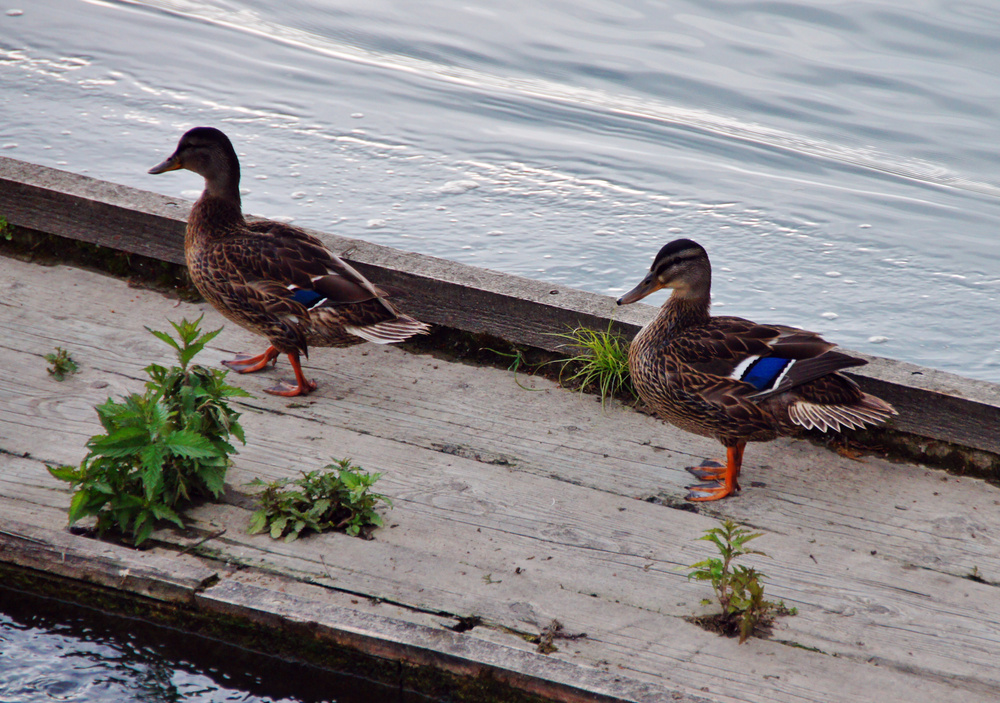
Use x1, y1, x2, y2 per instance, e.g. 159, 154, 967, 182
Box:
199, 580, 695, 703
0, 518, 217, 603
2, 155, 998, 457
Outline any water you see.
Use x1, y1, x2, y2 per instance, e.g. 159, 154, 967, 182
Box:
0, 583, 419, 702
1, 0, 998, 381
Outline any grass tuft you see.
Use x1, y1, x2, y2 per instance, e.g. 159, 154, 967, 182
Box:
550, 323, 635, 407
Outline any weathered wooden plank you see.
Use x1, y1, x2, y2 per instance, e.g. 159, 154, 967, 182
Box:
0, 517, 217, 603
198, 579, 702, 703
0, 156, 189, 264
2, 155, 998, 457
3, 257, 999, 703
4, 264, 997, 589
172, 482, 1000, 701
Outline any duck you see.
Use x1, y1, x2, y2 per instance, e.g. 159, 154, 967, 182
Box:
149, 126, 430, 396
616, 238, 896, 501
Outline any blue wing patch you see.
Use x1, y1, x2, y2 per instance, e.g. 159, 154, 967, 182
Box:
741, 356, 792, 391
289, 287, 325, 309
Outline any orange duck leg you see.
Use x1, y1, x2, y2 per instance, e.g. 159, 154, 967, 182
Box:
263, 351, 318, 397
222, 345, 280, 373
222, 346, 316, 397
685, 442, 745, 501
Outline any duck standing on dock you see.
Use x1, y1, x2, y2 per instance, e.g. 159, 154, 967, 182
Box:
617, 238, 896, 501
149, 127, 430, 396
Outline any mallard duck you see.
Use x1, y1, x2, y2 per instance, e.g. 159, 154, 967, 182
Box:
149, 126, 430, 396
617, 238, 896, 501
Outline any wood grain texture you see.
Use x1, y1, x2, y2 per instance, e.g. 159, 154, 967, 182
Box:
0, 517, 216, 602
2, 155, 998, 457
198, 579, 704, 703
2, 256, 999, 703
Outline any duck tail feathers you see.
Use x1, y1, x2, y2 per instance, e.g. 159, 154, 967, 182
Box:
788, 393, 896, 433
345, 315, 431, 344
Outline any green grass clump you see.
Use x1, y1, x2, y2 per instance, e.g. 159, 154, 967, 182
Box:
552, 323, 634, 407
45, 347, 79, 381
688, 519, 793, 643
248, 458, 392, 541
48, 317, 249, 545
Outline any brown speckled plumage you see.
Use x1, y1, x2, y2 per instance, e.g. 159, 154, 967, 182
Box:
150, 127, 429, 396
618, 238, 896, 501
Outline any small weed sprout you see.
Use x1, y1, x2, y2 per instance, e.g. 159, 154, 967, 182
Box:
551, 323, 634, 407
48, 317, 249, 545
248, 458, 392, 541
688, 519, 792, 643
967, 565, 986, 583
0, 215, 12, 241
45, 347, 79, 381
483, 344, 544, 391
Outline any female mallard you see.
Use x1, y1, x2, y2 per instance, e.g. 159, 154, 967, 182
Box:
617, 238, 896, 502
149, 126, 430, 397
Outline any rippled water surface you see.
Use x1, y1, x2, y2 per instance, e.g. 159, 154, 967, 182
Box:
0, 584, 415, 703
2, 0, 999, 380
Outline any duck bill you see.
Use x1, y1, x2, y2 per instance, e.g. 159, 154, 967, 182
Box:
148, 153, 182, 175
616, 273, 661, 305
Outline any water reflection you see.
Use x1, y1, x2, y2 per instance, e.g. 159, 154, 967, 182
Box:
1, 0, 998, 380
0, 584, 418, 703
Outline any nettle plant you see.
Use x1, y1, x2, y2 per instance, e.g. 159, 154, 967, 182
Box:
688, 519, 793, 643
49, 317, 249, 545
45, 346, 79, 381
248, 458, 392, 542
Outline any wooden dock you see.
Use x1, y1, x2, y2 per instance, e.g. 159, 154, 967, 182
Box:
2, 158, 1000, 702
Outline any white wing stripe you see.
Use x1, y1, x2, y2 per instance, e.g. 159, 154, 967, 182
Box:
730, 356, 759, 379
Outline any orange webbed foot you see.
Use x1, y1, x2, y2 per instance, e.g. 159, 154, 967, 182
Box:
685, 480, 736, 502
263, 351, 317, 396
263, 378, 318, 397
685, 460, 726, 482
222, 346, 280, 373
683, 444, 745, 502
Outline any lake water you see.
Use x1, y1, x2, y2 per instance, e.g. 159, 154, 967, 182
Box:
2, 0, 998, 381
0, 582, 421, 703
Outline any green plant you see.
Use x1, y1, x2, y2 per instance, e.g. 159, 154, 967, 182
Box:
688, 519, 786, 643
483, 344, 544, 391
0, 215, 11, 241
45, 346, 79, 381
485, 345, 531, 374
48, 317, 249, 545
552, 323, 635, 406
248, 458, 392, 541
967, 565, 986, 583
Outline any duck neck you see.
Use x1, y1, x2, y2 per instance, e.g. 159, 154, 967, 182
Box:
189, 172, 245, 242
201, 147, 242, 204
668, 290, 711, 324
188, 194, 244, 241
192, 142, 244, 225
204, 173, 241, 205
646, 289, 711, 339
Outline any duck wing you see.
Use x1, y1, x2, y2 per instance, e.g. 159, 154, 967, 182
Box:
243, 219, 389, 307
669, 316, 865, 397
217, 223, 429, 345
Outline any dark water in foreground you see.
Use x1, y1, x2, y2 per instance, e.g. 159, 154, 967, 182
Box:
0, 583, 421, 703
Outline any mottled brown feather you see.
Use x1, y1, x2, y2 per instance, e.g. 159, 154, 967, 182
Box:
623, 240, 896, 449
159, 127, 430, 360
